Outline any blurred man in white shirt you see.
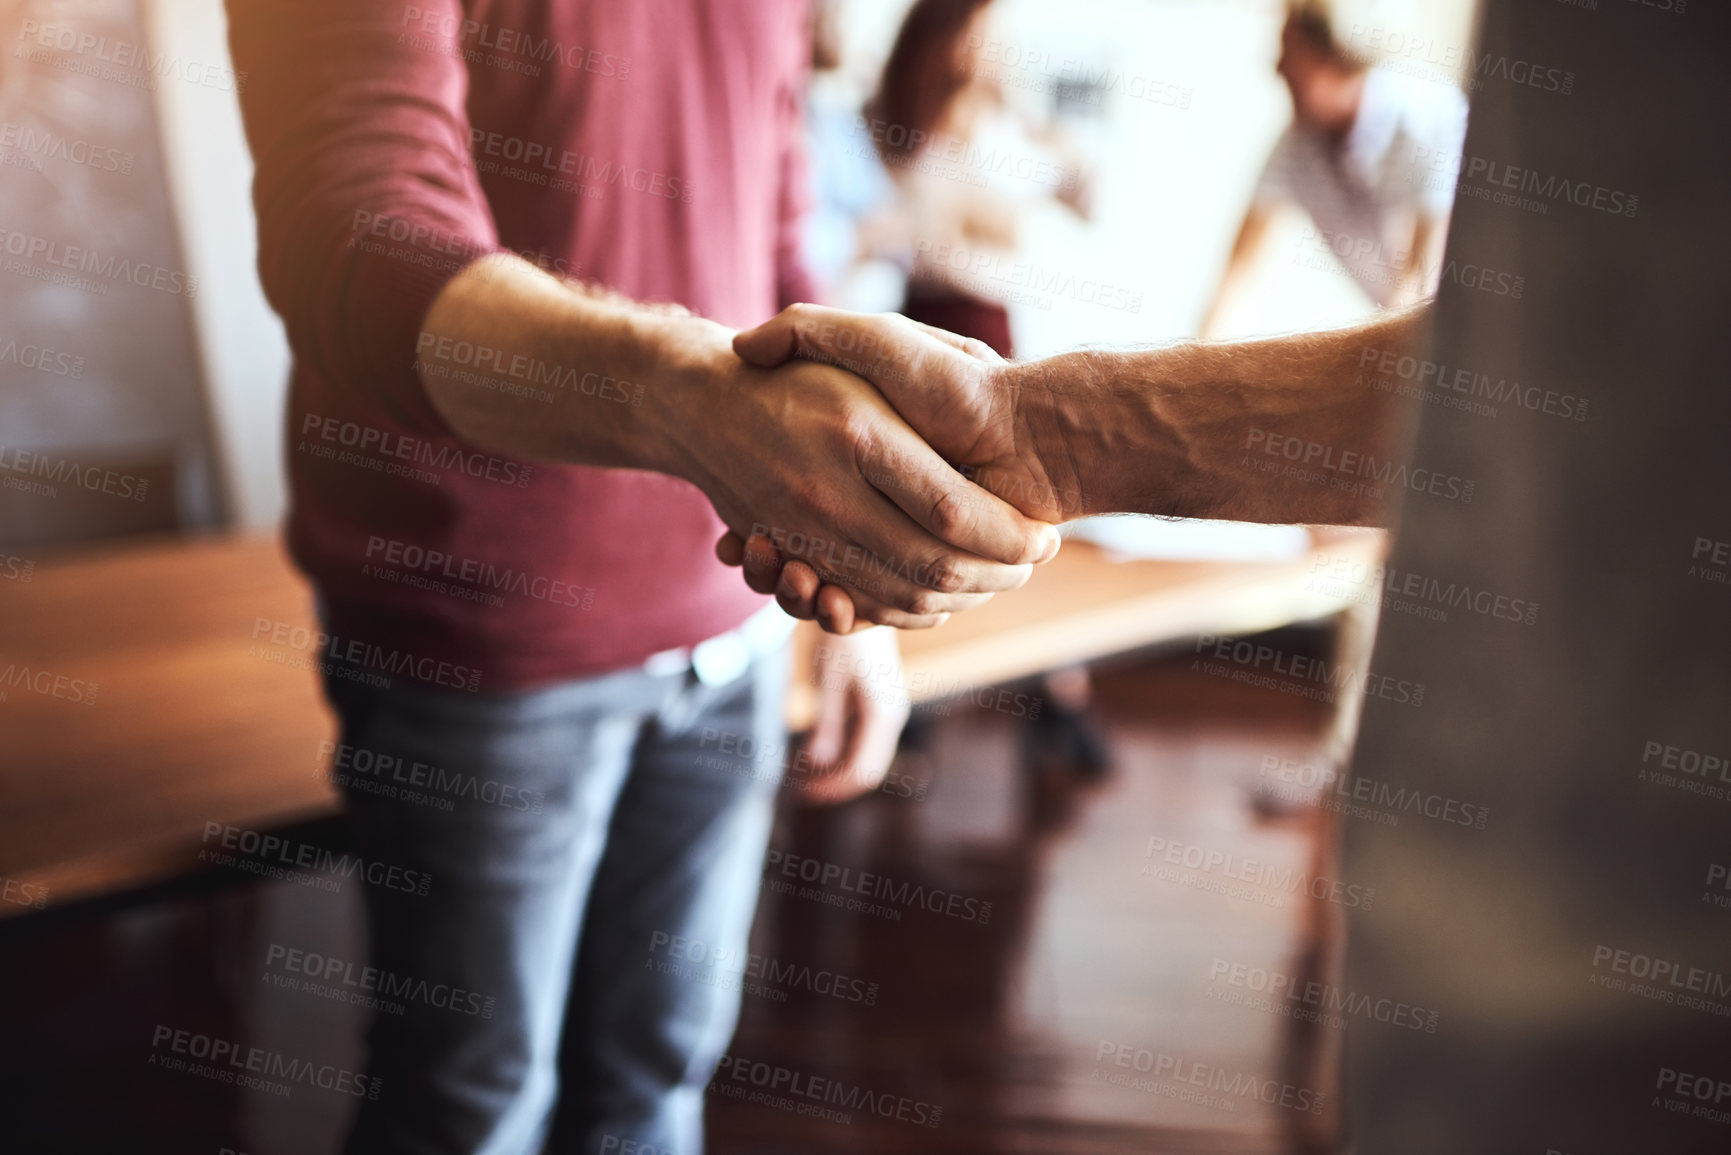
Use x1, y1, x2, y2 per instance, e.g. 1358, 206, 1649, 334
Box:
1200, 0, 1467, 334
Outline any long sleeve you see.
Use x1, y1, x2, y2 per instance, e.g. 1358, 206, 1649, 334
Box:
226, 0, 501, 426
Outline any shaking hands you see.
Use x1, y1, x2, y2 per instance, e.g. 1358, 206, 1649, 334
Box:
716, 303, 1089, 634
712, 299, 1419, 633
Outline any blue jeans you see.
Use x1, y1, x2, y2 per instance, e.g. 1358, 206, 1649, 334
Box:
321, 649, 788, 1155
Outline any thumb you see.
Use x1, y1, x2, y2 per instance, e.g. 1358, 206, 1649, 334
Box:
732, 309, 803, 367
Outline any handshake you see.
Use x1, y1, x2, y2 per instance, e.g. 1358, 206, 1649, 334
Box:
690, 298, 1416, 635
698, 304, 1096, 636
419, 253, 1418, 635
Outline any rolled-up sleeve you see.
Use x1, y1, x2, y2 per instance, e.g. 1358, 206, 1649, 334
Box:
226, 0, 500, 423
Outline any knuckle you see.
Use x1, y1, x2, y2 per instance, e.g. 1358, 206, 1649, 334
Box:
923, 553, 968, 595
836, 405, 880, 459
787, 482, 836, 537
926, 486, 977, 545
904, 588, 945, 617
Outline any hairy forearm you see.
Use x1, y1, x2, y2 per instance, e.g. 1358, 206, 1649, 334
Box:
1010, 304, 1430, 525
415, 252, 728, 477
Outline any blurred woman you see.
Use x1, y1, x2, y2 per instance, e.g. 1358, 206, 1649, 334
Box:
868, 0, 1091, 357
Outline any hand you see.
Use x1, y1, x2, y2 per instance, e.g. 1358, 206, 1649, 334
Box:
792, 627, 911, 805
733, 305, 1077, 521
659, 315, 1059, 629
718, 305, 1079, 631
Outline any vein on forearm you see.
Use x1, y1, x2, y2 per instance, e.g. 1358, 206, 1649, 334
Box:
1020, 306, 1426, 525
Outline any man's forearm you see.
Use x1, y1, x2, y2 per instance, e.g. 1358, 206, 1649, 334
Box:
415, 252, 724, 478
1011, 305, 1429, 525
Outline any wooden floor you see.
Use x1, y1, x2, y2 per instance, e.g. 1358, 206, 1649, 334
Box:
0, 644, 1340, 1155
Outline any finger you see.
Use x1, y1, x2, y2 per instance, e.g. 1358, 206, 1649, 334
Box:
774, 555, 959, 632
857, 422, 1058, 571
816, 582, 954, 633
780, 502, 1016, 615
731, 305, 809, 368
715, 531, 746, 567
807, 668, 848, 768
840, 672, 908, 774
775, 560, 823, 620
777, 561, 965, 634
740, 533, 784, 595
734, 303, 948, 385
830, 583, 964, 631
814, 583, 858, 634
838, 697, 902, 794
805, 688, 907, 805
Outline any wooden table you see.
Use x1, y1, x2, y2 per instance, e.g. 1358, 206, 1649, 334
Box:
0, 529, 1382, 915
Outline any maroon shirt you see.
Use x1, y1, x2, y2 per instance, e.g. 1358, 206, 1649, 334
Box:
229, 0, 815, 691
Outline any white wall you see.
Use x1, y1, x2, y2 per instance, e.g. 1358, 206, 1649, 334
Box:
145, 0, 290, 530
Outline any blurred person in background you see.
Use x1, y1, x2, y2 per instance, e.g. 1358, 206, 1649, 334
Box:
1198, 0, 1466, 336
869, 0, 1094, 358
801, 0, 914, 311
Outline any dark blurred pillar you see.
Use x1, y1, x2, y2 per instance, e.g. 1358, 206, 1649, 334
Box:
1341, 1, 1731, 1151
